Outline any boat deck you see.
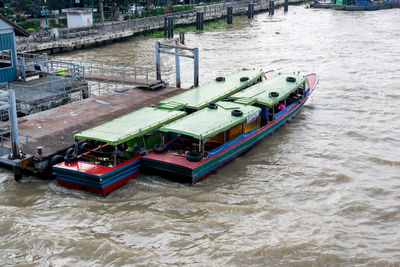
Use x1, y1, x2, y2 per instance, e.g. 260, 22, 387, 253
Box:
11, 86, 185, 158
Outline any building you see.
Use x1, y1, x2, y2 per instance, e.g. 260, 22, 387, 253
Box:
0, 14, 29, 83
62, 8, 93, 28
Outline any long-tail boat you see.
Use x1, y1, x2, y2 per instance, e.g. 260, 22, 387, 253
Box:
142, 72, 319, 183
52, 68, 269, 195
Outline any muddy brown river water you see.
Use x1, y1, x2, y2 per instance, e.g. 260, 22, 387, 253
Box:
1, 6, 399, 266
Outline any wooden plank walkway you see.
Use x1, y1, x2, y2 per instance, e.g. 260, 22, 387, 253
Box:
13, 86, 185, 158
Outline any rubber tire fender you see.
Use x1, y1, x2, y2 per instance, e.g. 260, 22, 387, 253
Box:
64, 154, 77, 163
240, 77, 249, 82
49, 154, 64, 167
64, 147, 75, 157
153, 144, 167, 154
79, 142, 93, 152
231, 109, 243, 117
215, 77, 225, 82
186, 152, 202, 162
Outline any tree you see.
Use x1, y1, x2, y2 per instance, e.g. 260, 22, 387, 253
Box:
48, 0, 70, 11
5, 0, 38, 15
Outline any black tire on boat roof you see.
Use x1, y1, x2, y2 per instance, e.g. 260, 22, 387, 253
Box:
286, 76, 296, 82
153, 143, 167, 154
269, 91, 279, 98
231, 109, 243, 117
186, 151, 202, 162
64, 154, 77, 163
216, 77, 225, 82
49, 154, 64, 167
207, 102, 218, 109
240, 77, 249, 82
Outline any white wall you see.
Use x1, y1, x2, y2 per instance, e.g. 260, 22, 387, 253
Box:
67, 12, 93, 28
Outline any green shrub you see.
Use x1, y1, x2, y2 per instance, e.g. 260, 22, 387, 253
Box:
17, 19, 40, 31
93, 12, 112, 21
26, 28, 36, 33
142, 8, 165, 17
49, 19, 57, 26
59, 17, 67, 26
171, 5, 192, 13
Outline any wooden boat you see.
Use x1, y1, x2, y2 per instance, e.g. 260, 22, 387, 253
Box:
142, 72, 319, 183
52, 68, 270, 195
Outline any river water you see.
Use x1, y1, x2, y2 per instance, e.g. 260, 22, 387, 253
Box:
1, 5, 399, 266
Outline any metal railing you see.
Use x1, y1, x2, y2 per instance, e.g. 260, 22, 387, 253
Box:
66, 60, 153, 86
9, 76, 66, 101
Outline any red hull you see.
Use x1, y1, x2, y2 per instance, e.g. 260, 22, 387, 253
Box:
57, 171, 139, 195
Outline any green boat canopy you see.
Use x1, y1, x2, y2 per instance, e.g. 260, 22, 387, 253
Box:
230, 72, 307, 106
160, 101, 261, 140
158, 68, 263, 110
75, 107, 186, 146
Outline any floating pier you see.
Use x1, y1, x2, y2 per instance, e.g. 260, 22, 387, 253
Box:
0, 85, 185, 176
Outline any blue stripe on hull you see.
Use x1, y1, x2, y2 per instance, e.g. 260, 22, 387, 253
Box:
192, 99, 307, 182
56, 164, 141, 189
53, 158, 142, 182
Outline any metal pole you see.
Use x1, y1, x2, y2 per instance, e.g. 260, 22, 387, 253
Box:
179, 30, 185, 44
193, 47, 199, 87
8, 90, 20, 160
155, 42, 161, 81
175, 40, 181, 88
45, 1, 48, 31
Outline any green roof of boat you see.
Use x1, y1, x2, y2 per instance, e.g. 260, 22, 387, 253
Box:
160, 101, 261, 140
230, 72, 307, 106
158, 68, 263, 110
75, 107, 186, 145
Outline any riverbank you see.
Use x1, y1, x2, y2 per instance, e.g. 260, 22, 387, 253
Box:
16, 0, 303, 54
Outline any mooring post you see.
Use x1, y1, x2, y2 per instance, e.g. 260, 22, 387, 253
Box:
269, 0, 275, 15
164, 16, 168, 36
193, 48, 199, 87
174, 40, 181, 88
284, 0, 289, 12
248, 3, 254, 19
179, 30, 185, 44
196, 12, 201, 30
227, 6, 233, 24
168, 17, 174, 38
200, 12, 204, 30
155, 42, 161, 81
